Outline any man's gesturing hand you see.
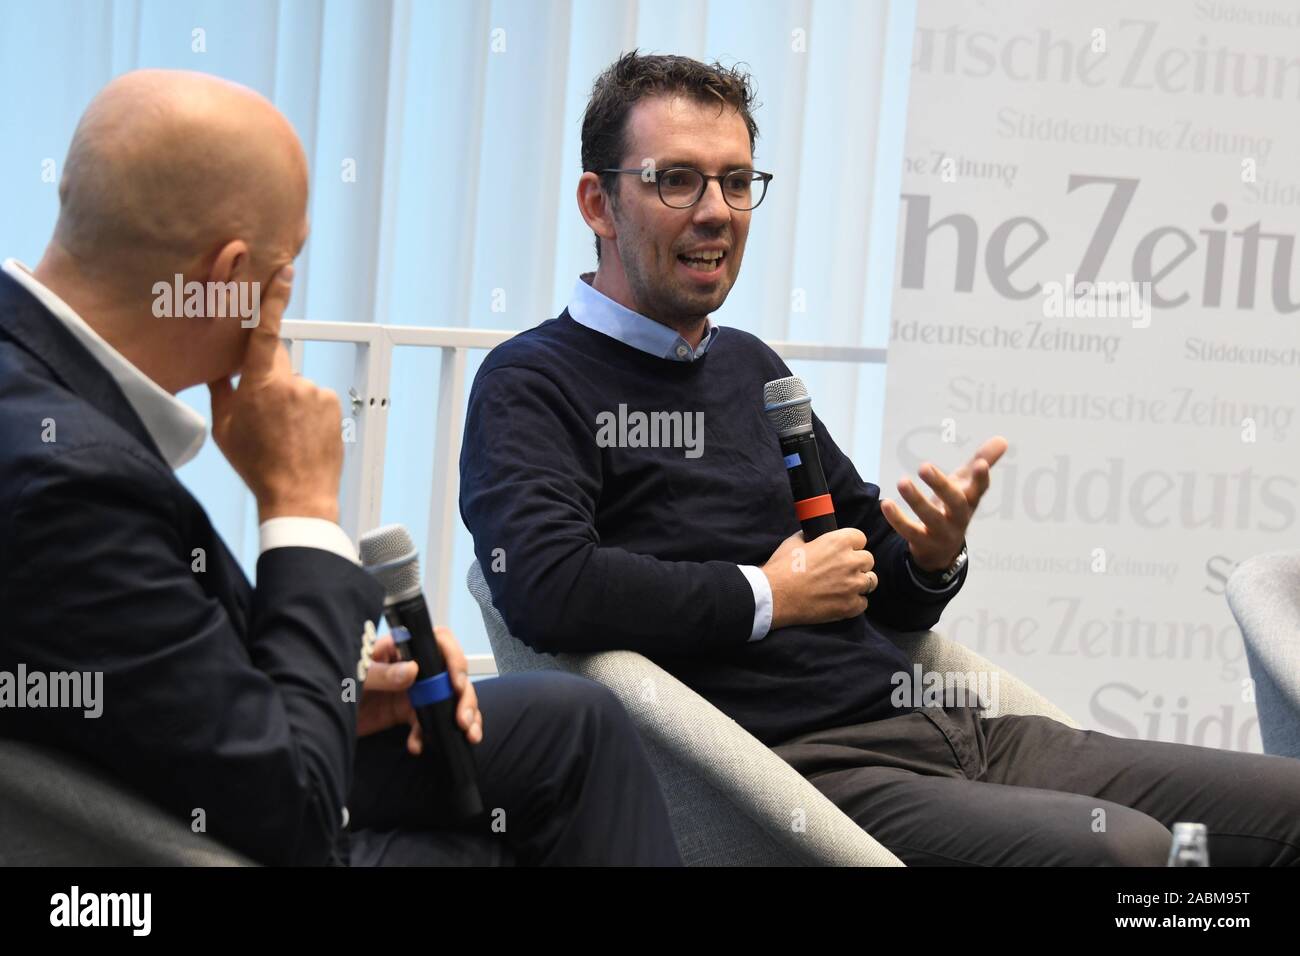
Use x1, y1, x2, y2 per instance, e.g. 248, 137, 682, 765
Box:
760, 528, 878, 630
208, 265, 345, 524
881, 435, 1008, 572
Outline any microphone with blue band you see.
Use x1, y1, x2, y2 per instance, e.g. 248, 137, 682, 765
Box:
389, 627, 455, 706
408, 671, 454, 708
360, 525, 483, 823
764, 374, 838, 541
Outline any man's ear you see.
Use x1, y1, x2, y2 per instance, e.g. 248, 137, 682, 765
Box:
576, 172, 617, 246
203, 240, 252, 322
206, 239, 250, 285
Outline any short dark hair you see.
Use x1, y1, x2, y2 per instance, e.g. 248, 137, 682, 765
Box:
581, 50, 760, 260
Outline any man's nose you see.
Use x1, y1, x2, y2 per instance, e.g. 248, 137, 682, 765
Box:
692, 178, 732, 225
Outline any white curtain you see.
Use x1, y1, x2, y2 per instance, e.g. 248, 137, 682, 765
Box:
0, 0, 916, 654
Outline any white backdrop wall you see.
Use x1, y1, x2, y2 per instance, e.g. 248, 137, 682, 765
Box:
0, 0, 916, 655
884, 0, 1300, 751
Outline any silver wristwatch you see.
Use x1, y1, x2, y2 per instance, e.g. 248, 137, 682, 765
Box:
913, 542, 968, 587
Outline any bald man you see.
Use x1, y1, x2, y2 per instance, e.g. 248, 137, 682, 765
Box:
0, 71, 679, 866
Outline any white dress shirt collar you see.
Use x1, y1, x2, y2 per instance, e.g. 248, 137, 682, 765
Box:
568, 272, 717, 362
2, 257, 207, 470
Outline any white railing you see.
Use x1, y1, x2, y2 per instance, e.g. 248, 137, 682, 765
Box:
281, 320, 887, 675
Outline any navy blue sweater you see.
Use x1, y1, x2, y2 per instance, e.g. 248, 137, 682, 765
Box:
459, 311, 967, 745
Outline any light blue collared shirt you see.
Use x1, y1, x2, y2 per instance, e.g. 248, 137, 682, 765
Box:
569, 273, 719, 362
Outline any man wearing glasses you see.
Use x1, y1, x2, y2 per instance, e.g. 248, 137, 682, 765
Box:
460, 51, 1300, 866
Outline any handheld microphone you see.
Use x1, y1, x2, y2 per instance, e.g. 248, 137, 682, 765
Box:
763, 375, 838, 540
359, 524, 483, 823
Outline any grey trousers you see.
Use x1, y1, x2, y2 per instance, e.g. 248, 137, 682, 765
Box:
773, 705, 1300, 866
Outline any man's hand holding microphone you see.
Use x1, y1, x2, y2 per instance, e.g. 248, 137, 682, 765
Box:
358, 626, 483, 752
759, 436, 1006, 630
759, 375, 1006, 631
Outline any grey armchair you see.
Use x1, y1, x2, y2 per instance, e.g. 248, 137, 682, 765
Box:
1226, 550, 1300, 759
467, 560, 1079, 866
0, 738, 253, 866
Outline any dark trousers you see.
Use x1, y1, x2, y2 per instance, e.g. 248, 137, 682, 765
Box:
345, 671, 681, 866
774, 705, 1300, 866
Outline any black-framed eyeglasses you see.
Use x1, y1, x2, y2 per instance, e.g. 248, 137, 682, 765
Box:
600, 166, 773, 210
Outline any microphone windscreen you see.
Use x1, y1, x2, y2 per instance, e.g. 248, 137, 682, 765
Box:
763, 374, 813, 435
359, 524, 421, 601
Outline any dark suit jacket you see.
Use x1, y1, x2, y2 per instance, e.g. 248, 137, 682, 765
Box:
0, 269, 383, 865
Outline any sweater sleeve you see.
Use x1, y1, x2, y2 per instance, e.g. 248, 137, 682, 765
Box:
459, 364, 755, 655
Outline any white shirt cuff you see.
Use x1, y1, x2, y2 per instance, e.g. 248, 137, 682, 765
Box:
259, 517, 359, 565
738, 564, 773, 642
905, 553, 962, 593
